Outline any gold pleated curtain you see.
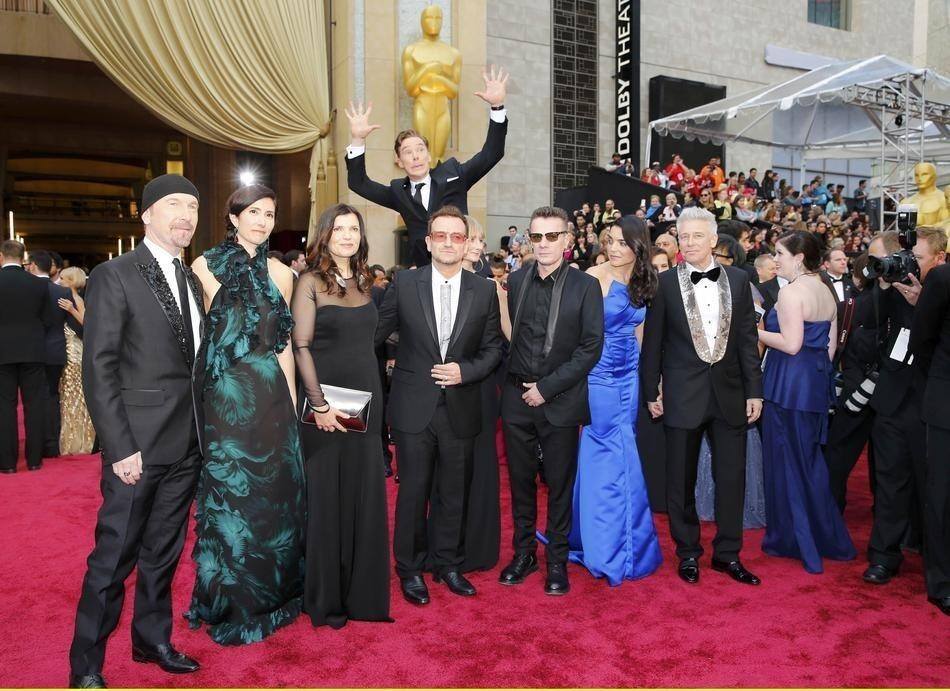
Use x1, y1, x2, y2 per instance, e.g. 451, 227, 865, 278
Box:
46, 0, 331, 232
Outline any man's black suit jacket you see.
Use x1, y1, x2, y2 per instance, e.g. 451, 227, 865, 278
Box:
641, 264, 762, 429
911, 263, 950, 430
375, 266, 503, 438
505, 264, 604, 428
42, 279, 72, 366
759, 276, 780, 315
869, 285, 921, 417
0, 265, 51, 365
82, 243, 205, 466
346, 118, 508, 266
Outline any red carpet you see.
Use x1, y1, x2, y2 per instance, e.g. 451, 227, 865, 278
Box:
1, 433, 948, 687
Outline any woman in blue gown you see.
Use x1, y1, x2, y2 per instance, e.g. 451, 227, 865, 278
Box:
568, 219, 662, 585
757, 231, 856, 573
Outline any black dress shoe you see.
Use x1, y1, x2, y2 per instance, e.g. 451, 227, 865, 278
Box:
27, 463, 42, 471
678, 557, 700, 584
863, 563, 898, 585
712, 559, 761, 585
0, 468, 15, 474
69, 673, 107, 688
544, 562, 570, 595
399, 575, 430, 605
928, 596, 950, 616
131, 643, 200, 673
434, 570, 476, 596
499, 553, 539, 585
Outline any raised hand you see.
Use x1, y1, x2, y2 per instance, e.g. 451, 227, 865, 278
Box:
344, 101, 382, 145
474, 64, 509, 107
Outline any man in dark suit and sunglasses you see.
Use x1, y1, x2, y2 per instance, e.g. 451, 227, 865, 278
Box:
499, 206, 604, 596
344, 66, 509, 268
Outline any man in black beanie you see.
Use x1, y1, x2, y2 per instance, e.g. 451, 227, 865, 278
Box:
68, 174, 205, 688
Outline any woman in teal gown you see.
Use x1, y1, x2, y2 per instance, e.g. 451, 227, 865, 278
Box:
185, 185, 306, 644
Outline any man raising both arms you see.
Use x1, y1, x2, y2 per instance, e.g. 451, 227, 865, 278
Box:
344, 65, 509, 267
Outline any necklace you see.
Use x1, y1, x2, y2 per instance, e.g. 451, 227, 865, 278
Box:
789, 270, 818, 284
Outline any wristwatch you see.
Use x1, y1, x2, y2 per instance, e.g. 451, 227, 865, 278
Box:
490, 104, 505, 111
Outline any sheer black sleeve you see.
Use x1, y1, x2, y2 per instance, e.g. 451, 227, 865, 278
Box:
291, 272, 326, 408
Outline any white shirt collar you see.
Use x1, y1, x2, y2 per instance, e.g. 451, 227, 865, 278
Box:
685, 257, 717, 274
143, 236, 182, 265
411, 174, 431, 190
431, 264, 463, 287
2, 261, 22, 268
34, 273, 50, 279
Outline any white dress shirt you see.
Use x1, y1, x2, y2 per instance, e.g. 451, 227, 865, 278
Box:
687, 258, 721, 353
431, 265, 463, 360
143, 237, 201, 356
827, 272, 845, 301
410, 175, 432, 210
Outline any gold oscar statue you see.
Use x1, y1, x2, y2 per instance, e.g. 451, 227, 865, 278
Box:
402, 5, 461, 164
903, 162, 949, 226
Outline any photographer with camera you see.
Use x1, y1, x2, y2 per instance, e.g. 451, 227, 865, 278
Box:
910, 256, 950, 616
864, 215, 947, 588
824, 248, 890, 512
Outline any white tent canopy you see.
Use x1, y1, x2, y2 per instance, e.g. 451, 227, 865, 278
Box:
646, 54, 950, 165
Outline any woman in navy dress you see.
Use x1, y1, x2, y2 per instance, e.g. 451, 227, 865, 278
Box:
757, 231, 856, 573
568, 219, 662, 585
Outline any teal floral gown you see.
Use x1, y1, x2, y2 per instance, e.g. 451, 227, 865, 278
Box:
184, 241, 306, 645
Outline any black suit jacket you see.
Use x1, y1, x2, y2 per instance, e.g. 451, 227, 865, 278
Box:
346, 118, 508, 266
82, 243, 206, 466
911, 263, 950, 430
0, 265, 51, 365
759, 276, 781, 315
869, 285, 921, 417
42, 279, 72, 366
376, 266, 502, 437
505, 264, 604, 427
641, 264, 762, 429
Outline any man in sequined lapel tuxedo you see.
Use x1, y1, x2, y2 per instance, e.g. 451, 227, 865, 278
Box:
640, 207, 763, 587
68, 175, 206, 689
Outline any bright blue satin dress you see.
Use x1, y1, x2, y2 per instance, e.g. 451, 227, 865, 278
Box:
568, 281, 662, 585
761, 312, 856, 573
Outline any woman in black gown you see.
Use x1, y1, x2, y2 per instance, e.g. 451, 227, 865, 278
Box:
291, 203, 390, 628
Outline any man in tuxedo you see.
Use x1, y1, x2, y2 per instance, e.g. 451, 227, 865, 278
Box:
641, 206, 763, 586
864, 226, 946, 587
758, 271, 787, 315
27, 250, 72, 460
910, 261, 950, 616
376, 205, 503, 605
344, 66, 509, 267
823, 248, 854, 302
498, 206, 604, 596
0, 240, 51, 473
69, 175, 205, 689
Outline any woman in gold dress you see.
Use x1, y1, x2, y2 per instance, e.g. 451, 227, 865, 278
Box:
57, 267, 95, 455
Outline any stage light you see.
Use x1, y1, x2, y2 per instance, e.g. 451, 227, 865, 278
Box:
239, 170, 256, 186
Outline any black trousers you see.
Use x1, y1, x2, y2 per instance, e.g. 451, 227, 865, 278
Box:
43, 364, 64, 456
69, 438, 201, 675
925, 425, 950, 599
0, 362, 46, 470
501, 381, 579, 564
867, 399, 927, 569
825, 404, 876, 512
665, 394, 746, 562
392, 399, 473, 577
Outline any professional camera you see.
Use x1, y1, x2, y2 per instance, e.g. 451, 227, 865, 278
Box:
864, 204, 919, 284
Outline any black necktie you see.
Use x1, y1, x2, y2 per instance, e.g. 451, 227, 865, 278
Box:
690, 266, 721, 285
173, 258, 195, 359
413, 181, 426, 209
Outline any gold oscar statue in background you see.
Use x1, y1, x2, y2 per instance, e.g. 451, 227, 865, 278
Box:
903, 162, 949, 226
402, 5, 461, 164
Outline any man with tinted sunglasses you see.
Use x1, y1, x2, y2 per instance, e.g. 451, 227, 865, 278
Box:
376, 206, 503, 606
499, 206, 604, 596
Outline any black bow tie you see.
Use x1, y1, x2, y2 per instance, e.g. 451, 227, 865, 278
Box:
829, 276, 843, 283
690, 266, 721, 285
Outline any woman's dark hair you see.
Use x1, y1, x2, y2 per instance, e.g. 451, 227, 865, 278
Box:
225, 184, 277, 241
778, 230, 822, 272
611, 216, 658, 307
305, 203, 373, 297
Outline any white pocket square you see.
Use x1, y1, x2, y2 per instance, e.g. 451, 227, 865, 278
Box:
446, 176, 459, 182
